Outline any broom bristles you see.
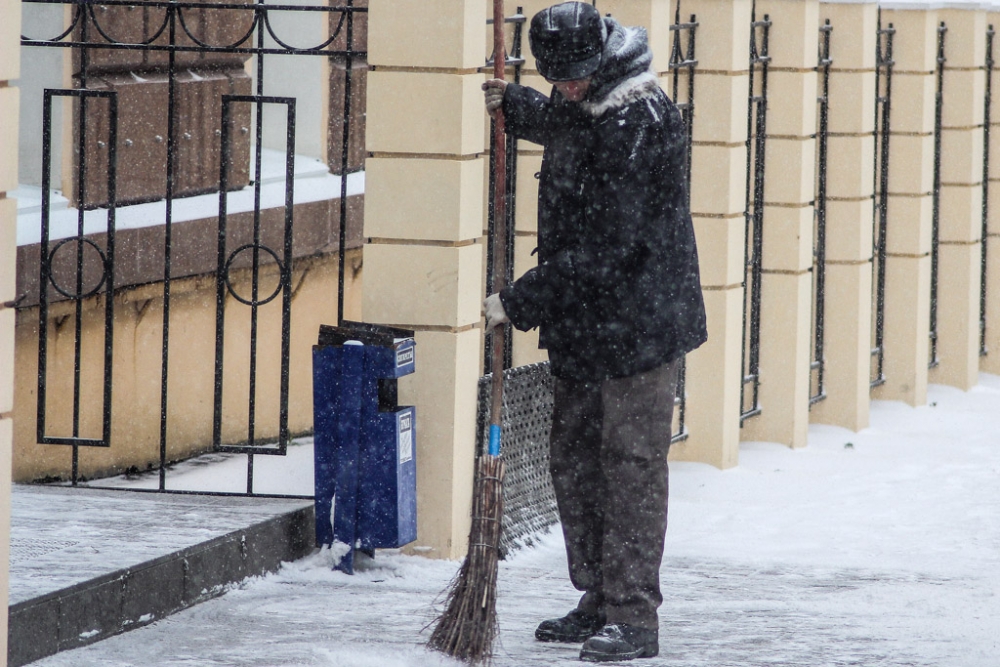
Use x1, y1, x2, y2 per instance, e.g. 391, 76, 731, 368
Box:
428, 456, 505, 664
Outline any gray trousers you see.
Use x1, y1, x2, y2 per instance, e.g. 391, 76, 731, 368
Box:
549, 359, 680, 631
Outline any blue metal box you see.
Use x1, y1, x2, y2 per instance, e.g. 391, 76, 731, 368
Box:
312, 322, 417, 573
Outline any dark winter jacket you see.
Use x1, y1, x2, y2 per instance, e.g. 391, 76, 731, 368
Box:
498, 18, 707, 381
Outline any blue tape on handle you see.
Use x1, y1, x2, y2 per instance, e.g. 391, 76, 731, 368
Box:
488, 425, 501, 456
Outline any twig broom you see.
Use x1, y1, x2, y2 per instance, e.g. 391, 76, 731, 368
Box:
427, 0, 509, 663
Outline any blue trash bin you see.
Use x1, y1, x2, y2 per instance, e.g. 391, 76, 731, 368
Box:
312, 321, 417, 573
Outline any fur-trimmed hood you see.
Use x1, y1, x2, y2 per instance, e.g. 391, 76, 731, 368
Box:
579, 18, 658, 117
580, 70, 660, 117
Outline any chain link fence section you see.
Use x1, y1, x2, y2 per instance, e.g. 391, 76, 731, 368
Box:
10, 538, 80, 565
477, 362, 559, 558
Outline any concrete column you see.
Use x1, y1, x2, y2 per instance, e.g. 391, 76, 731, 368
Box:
597, 0, 675, 74
0, 0, 20, 658
985, 11, 1000, 373
932, 8, 986, 391
672, 0, 753, 469
739, 0, 818, 449
874, 5, 938, 406
364, 0, 487, 559
811, 1, 877, 432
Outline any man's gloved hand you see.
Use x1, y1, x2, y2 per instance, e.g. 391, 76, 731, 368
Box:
483, 293, 509, 332
482, 79, 508, 119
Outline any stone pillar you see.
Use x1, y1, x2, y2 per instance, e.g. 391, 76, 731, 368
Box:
597, 0, 674, 74
811, 0, 877, 432
874, 6, 938, 406
740, 0, 818, 449
672, 0, 753, 469
0, 0, 20, 656
364, 0, 487, 559
985, 11, 1000, 373
932, 8, 986, 390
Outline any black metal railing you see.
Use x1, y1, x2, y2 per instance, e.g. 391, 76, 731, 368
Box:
484, 7, 526, 376
810, 19, 832, 407
871, 14, 895, 389
740, 8, 770, 424
668, 8, 698, 442
22, 0, 366, 495
213, 94, 295, 479
36, 88, 118, 485
929, 21, 947, 369
982, 25, 995, 357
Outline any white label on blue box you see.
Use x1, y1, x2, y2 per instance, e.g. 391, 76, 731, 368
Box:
398, 412, 413, 464
396, 346, 414, 369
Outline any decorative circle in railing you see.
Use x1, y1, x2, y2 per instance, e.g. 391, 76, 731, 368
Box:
20, 5, 85, 43
47, 236, 110, 300
144, 6, 171, 46
175, 5, 257, 50
262, 8, 341, 52
86, 5, 170, 47
223, 243, 285, 307
22, 1, 363, 55
330, 13, 348, 46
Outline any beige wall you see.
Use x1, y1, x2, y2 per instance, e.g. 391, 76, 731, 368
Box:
810, 0, 877, 432
874, 6, 938, 406
647, 0, 994, 465
740, 0, 819, 450
932, 8, 987, 391
672, 0, 753, 469
363, 0, 488, 560
1, 0, 20, 661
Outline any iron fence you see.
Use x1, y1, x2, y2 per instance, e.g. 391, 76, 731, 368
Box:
929, 21, 947, 369
871, 14, 895, 389
21, 0, 367, 495
740, 7, 770, 423
982, 25, 995, 357
810, 19, 832, 407
36, 88, 118, 473
668, 8, 698, 442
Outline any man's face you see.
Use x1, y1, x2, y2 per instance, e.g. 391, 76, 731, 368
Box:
550, 77, 592, 103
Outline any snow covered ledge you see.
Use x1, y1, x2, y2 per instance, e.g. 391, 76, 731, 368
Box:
12, 150, 364, 307
14, 149, 363, 246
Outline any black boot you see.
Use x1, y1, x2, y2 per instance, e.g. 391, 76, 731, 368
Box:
535, 609, 606, 643
579, 624, 659, 662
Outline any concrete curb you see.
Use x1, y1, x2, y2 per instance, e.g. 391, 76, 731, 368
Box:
8, 504, 315, 666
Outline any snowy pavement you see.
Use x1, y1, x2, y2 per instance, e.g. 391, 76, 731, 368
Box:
28, 375, 1000, 666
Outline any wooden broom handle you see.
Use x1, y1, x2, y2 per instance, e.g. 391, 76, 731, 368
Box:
489, 0, 507, 449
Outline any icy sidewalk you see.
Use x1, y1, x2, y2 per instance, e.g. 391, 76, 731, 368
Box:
8, 468, 314, 665
29, 375, 1000, 667
9, 487, 312, 606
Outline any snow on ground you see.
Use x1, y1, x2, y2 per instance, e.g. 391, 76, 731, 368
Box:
34, 376, 1000, 666
87, 437, 315, 496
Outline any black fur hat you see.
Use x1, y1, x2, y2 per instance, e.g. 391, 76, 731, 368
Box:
529, 2, 605, 82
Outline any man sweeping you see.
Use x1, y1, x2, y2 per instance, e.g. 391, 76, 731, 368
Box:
482, 2, 707, 662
